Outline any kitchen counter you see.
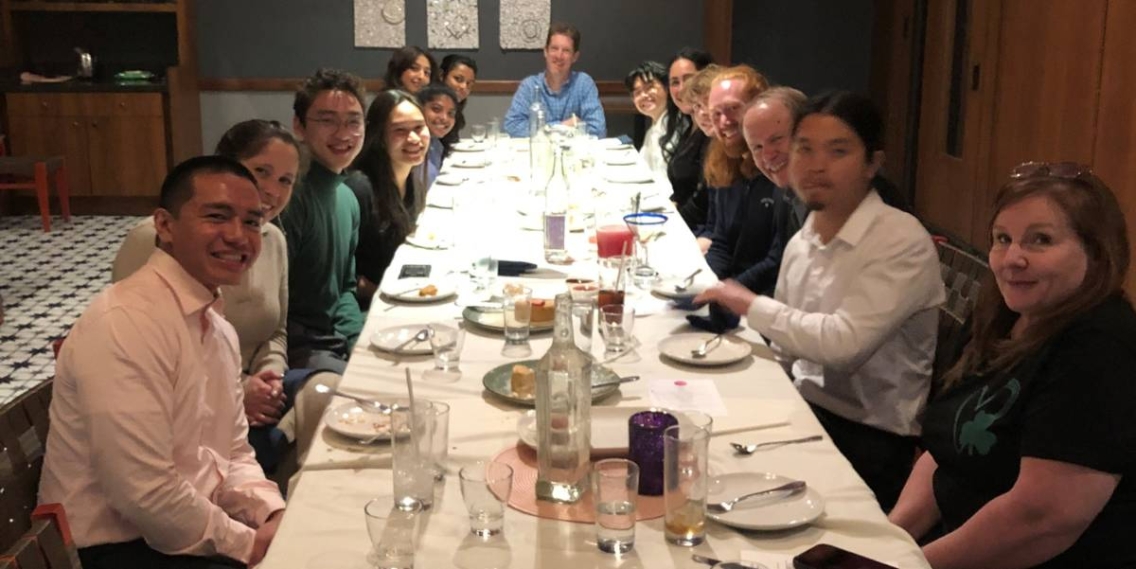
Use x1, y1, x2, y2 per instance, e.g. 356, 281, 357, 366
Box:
0, 78, 167, 93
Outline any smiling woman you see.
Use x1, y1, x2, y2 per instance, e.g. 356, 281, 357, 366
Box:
417, 83, 460, 189
624, 61, 670, 179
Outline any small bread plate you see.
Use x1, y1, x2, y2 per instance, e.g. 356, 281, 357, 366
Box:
650, 277, 713, 300
433, 172, 467, 187
462, 305, 555, 332
516, 407, 707, 455
706, 472, 825, 531
658, 333, 753, 366
603, 152, 638, 166
369, 324, 435, 355
483, 359, 621, 406
452, 141, 485, 152
603, 169, 655, 184
405, 230, 451, 250
380, 278, 457, 303
322, 401, 395, 442
450, 156, 489, 168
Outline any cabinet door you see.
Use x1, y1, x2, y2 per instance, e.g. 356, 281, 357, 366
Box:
6, 115, 92, 195
87, 114, 168, 197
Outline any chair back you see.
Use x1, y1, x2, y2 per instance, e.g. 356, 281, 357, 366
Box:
0, 381, 53, 552
932, 239, 989, 397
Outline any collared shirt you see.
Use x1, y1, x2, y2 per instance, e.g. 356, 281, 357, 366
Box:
746, 190, 946, 436
40, 249, 286, 563
503, 71, 607, 138
640, 114, 670, 180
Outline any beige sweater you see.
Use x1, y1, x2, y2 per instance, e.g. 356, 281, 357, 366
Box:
111, 218, 289, 375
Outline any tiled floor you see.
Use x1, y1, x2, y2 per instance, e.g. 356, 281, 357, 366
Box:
0, 215, 143, 405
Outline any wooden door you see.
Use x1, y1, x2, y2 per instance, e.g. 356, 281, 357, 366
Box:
1093, 0, 1136, 290
914, 0, 1000, 245
981, 0, 1108, 218
87, 114, 168, 196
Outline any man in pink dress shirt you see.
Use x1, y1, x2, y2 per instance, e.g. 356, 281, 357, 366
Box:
39, 156, 286, 568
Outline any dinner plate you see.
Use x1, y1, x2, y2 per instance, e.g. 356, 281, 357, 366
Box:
322, 401, 395, 441
450, 157, 489, 168
603, 152, 638, 166
433, 172, 466, 186
516, 407, 708, 454
405, 231, 451, 250
598, 138, 634, 151
452, 141, 485, 152
650, 277, 714, 300
482, 359, 621, 406
369, 324, 434, 355
380, 278, 457, 303
658, 333, 753, 366
461, 306, 555, 332
603, 169, 655, 184
706, 472, 826, 531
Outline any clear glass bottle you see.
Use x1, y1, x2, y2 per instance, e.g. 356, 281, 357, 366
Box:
528, 84, 550, 195
535, 293, 593, 503
543, 145, 570, 264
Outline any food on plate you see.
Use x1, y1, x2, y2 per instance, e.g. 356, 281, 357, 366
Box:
340, 410, 392, 434
530, 299, 555, 323
506, 175, 522, 183
502, 283, 526, 295
511, 364, 535, 398
418, 284, 438, 297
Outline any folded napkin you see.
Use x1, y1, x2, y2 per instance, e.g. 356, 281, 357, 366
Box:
497, 260, 538, 277
686, 303, 740, 333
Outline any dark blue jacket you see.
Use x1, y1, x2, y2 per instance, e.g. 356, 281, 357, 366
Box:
705, 174, 784, 296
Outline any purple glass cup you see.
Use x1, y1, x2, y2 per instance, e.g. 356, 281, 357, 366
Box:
628, 410, 679, 496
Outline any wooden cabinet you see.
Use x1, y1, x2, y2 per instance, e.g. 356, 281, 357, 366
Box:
4, 92, 168, 197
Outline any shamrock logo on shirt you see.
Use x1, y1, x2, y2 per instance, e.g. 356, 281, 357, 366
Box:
953, 378, 1021, 456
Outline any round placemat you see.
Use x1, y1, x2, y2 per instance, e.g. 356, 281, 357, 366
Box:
491, 443, 665, 523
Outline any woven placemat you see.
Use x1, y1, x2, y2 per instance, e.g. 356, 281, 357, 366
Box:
491, 443, 665, 523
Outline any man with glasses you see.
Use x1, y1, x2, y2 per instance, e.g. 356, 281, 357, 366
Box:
503, 22, 606, 138
278, 68, 367, 374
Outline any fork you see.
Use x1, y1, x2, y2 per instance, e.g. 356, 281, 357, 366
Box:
706, 480, 807, 513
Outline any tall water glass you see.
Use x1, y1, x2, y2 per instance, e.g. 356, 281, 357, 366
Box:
391, 402, 435, 511
364, 496, 421, 569
428, 401, 450, 480
592, 458, 639, 554
663, 424, 709, 546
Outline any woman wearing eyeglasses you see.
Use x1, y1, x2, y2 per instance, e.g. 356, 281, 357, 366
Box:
624, 61, 670, 179
347, 90, 430, 306
889, 163, 1136, 569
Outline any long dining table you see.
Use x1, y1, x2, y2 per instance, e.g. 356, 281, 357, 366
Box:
257, 138, 931, 569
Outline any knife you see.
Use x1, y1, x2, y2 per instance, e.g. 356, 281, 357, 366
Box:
590, 376, 639, 389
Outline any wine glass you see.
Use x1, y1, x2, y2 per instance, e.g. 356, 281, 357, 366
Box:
622, 212, 668, 285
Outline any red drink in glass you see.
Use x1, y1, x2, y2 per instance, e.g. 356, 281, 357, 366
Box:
596, 225, 635, 258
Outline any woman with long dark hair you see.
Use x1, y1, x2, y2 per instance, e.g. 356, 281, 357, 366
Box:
383, 46, 437, 94
417, 83, 460, 189
440, 54, 478, 145
672, 62, 719, 248
347, 90, 430, 305
624, 61, 670, 178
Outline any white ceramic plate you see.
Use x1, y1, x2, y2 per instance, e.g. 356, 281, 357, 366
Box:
651, 277, 714, 300
598, 138, 634, 151
516, 407, 711, 455
450, 157, 489, 168
658, 333, 753, 366
433, 172, 467, 186
706, 472, 826, 531
322, 401, 394, 441
603, 169, 655, 184
405, 231, 451, 250
452, 141, 485, 152
603, 152, 638, 166
380, 278, 457, 302
369, 324, 434, 355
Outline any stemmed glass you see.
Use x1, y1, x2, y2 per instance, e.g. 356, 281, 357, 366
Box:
622, 212, 668, 284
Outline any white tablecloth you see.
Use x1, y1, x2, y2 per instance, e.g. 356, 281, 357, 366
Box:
259, 139, 929, 569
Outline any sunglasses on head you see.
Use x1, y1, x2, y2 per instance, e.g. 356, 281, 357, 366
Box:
1010, 161, 1093, 181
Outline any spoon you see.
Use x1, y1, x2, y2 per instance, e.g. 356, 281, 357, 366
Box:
675, 268, 702, 293
730, 434, 824, 455
393, 328, 432, 353
591, 375, 640, 389
313, 384, 394, 414
707, 480, 807, 513
691, 334, 723, 358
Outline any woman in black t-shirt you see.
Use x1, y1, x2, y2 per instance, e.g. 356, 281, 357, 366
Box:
889, 162, 1136, 568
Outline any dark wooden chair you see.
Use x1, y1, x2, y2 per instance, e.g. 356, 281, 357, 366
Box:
931, 237, 989, 398
0, 135, 71, 233
0, 381, 53, 554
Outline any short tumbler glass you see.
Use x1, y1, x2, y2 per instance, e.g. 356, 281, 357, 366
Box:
592, 458, 639, 554
459, 461, 514, 538
364, 496, 421, 569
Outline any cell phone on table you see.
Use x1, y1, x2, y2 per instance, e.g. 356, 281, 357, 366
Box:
398, 264, 431, 279
793, 544, 897, 569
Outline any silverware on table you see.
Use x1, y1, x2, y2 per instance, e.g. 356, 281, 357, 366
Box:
692, 334, 723, 358
692, 553, 723, 566
313, 384, 394, 414
391, 328, 432, 354
707, 480, 807, 513
590, 375, 639, 389
675, 268, 702, 293
730, 435, 824, 455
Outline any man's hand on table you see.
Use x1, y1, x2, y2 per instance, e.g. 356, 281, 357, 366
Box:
249, 509, 284, 567
694, 279, 758, 317
245, 371, 285, 427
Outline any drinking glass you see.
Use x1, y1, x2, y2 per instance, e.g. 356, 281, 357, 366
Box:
427, 401, 450, 480
488, 118, 500, 145
622, 212, 668, 285
628, 410, 678, 496
502, 285, 533, 357
599, 304, 635, 353
471, 124, 487, 144
597, 256, 627, 310
426, 322, 464, 381
470, 255, 498, 292
364, 496, 421, 569
663, 424, 710, 546
593, 458, 639, 554
391, 402, 436, 511
459, 461, 514, 537
679, 410, 714, 434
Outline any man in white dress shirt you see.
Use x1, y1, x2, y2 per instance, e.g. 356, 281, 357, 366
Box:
40, 156, 285, 568
698, 92, 945, 511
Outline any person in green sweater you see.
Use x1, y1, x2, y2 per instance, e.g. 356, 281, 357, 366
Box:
278, 68, 368, 374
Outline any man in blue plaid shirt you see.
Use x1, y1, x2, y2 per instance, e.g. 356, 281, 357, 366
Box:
503, 22, 607, 138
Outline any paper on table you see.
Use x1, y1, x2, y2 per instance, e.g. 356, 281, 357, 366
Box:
647, 379, 728, 416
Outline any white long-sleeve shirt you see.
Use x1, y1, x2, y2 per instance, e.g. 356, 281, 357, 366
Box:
746, 190, 946, 436
39, 249, 285, 563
